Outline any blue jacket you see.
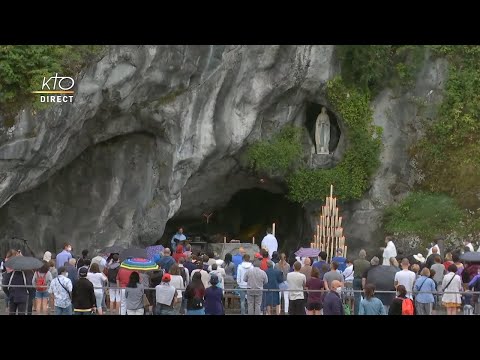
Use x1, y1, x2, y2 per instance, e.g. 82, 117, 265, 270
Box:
158, 256, 176, 273
265, 268, 284, 290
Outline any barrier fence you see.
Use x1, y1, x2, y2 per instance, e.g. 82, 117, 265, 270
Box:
1, 284, 479, 315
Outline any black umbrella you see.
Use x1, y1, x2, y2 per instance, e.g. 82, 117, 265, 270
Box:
460, 251, 480, 263
101, 245, 125, 254
4, 256, 43, 271
119, 247, 148, 261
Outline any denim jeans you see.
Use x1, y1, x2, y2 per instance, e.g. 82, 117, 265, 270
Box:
353, 278, 362, 315
155, 304, 176, 315
186, 308, 205, 315
238, 288, 247, 315
55, 305, 72, 315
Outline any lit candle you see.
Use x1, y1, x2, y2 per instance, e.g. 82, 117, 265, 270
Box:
330, 184, 333, 198
252, 236, 255, 244
339, 216, 342, 227
272, 223, 275, 236
317, 224, 320, 241
344, 245, 348, 258
224, 236, 226, 244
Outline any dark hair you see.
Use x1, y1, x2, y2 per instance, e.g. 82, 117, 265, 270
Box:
48, 260, 55, 268
331, 261, 339, 270
58, 266, 66, 274
243, 254, 250, 262
318, 251, 327, 261
429, 269, 436, 279
81, 249, 88, 257
260, 249, 269, 259
191, 271, 204, 289
311, 266, 320, 278
112, 254, 119, 262
202, 255, 209, 263
196, 261, 204, 269
434, 256, 441, 263
39, 262, 50, 274
84, 259, 91, 267
89, 263, 100, 274
212, 263, 217, 271
224, 253, 232, 266
63, 243, 70, 249
127, 272, 140, 288
452, 253, 460, 263
448, 264, 458, 273
179, 257, 186, 265
364, 283, 375, 300
397, 284, 407, 297
271, 251, 279, 262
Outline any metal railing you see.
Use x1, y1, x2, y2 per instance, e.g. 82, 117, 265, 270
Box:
1, 283, 479, 315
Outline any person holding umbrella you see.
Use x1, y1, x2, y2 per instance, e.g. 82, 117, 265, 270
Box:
2, 255, 43, 315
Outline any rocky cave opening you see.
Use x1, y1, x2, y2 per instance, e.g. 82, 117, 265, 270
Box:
160, 188, 310, 253
305, 102, 341, 153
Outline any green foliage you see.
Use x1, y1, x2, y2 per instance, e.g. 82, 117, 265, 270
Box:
383, 192, 464, 242
414, 46, 480, 209
246, 126, 303, 177
287, 78, 382, 203
0, 45, 104, 126
337, 45, 425, 93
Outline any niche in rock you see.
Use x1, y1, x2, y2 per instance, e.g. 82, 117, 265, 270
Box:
305, 103, 341, 153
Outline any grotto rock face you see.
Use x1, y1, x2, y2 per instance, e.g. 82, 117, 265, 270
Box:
0, 45, 448, 257
0, 45, 337, 254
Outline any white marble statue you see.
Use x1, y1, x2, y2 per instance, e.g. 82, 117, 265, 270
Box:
315, 107, 330, 154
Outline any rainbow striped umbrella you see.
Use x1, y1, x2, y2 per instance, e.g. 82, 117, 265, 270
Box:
120, 257, 159, 271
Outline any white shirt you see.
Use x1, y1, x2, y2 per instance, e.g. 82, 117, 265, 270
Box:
382, 241, 397, 266
170, 275, 184, 298
261, 233, 278, 259
466, 243, 474, 252
394, 270, 416, 299
286, 272, 306, 300
342, 265, 354, 282
87, 272, 107, 294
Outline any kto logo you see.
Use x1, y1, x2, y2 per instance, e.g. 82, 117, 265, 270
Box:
31, 73, 75, 103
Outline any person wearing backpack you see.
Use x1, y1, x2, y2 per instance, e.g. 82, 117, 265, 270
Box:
389, 285, 414, 315
107, 254, 121, 314
32, 262, 53, 314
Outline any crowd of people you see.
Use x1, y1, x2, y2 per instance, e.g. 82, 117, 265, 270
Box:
1, 233, 479, 315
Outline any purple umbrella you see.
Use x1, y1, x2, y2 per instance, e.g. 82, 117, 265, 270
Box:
146, 245, 164, 261
295, 247, 320, 258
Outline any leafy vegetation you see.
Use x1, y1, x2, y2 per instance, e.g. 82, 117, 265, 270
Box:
383, 192, 467, 242
413, 45, 480, 209
336, 45, 425, 94
286, 78, 382, 203
0, 45, 104, 126
246, 77, 382, 203
246, 126, 303, 177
